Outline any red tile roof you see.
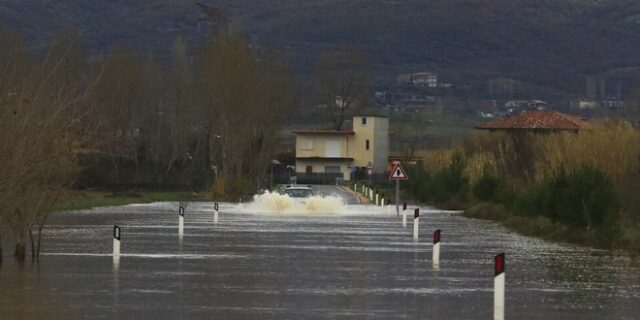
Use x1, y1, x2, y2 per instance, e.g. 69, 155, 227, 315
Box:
476, 110, 591, 131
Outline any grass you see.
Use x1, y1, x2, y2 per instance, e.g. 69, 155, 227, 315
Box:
50, 190, 209, 213
352, 182, 412, 205
464, 202, 616, 250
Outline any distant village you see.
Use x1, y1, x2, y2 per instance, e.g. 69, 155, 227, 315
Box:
371, 70, 634, 121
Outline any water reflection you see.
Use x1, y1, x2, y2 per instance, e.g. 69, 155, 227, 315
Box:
0, 201, 638, 319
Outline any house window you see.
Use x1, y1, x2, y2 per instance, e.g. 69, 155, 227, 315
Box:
366, 139, 370, 150
361, 117, 367, 126
304, 138, 314, 150
306, 166, 313, 174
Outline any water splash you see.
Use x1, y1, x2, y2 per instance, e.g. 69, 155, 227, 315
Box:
248, 191, 345, 214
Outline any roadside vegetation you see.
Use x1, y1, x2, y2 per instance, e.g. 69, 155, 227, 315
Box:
375, 121, 640, 254
0, 23, 297, 263
0, 15, 379, 264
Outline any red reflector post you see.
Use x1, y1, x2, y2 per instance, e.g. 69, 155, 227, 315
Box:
494, 253, 505, 276
433, 229, 441, 244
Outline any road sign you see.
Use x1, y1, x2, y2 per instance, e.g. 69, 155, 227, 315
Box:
389, 163, 408, 180
367, 161, 374, 169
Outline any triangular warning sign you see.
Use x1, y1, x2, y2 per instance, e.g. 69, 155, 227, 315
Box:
389, 163, 408, 180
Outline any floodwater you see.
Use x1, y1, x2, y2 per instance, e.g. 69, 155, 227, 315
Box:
1, 186, 639, 319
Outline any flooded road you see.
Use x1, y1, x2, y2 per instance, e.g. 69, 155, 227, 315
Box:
1, 190, 639, 319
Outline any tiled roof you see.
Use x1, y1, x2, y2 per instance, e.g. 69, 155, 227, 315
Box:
476, 110, 591, 130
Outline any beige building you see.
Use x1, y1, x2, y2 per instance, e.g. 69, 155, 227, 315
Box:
294, 115, 389, 181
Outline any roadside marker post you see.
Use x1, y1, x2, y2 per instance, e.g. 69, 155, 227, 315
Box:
389, 162, 408, 217
402, 202, 407, 227
375, 192, 379, 206
494, 253, 506, 320
214, 202, 219, 224
178, 206, 185, 237
433, 229, 441, 268
113, 225, 121, 264
413, 208, 420, 240
380, 193, 385, 207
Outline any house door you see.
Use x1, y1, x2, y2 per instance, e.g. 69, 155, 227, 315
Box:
325, 139, 340, 157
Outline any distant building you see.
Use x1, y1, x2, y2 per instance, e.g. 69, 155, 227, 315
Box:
504, 100, 548, 111
570, 98, 624, 110
411, 72, 438, 88
293, 115, 389, 181
576, 100, 598, 110
602, 99, 624, 109
397, 71, 439, 88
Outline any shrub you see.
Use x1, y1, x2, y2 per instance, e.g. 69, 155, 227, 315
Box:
473, 166, 501, 202
465, 202, 509, 220
514, 165, 620, 247
431, 152, 469, 204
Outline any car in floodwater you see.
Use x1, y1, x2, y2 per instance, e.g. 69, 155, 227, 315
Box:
281, 185, 315, 204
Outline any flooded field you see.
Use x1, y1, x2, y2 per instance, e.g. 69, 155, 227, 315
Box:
1, 189, 639, 319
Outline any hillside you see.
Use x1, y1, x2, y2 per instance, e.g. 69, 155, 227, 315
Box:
2, 0, 640, 96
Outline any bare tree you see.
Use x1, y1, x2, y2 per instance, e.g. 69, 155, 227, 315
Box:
0, 30, 90, 263
314, 45, 370, 130
199, 29, 292, 197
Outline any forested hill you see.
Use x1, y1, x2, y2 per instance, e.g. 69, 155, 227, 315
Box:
3, 0, 640, 94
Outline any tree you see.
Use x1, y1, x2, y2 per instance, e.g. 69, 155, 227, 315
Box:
0, 30, 89, 263
314, 45, 370, 130
199, 29, 292, 197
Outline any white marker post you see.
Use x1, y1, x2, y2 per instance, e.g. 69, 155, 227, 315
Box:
375, 192, 379, 206
402, 202, 407, 227
380, 193, 385, 207
178, 206, 185, 237
433, 229, 441, 268
214, 202, 219, 224
113, 225, 121, 264
413, 208, 420, 240
494, 253, 506, 320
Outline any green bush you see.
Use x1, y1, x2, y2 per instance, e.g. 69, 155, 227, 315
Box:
403, 165, 429, 203
465, 202, 509, 220
546, 166, 618, 229
473, 166, 501, 202
430, 152, 469, 204
403, 152, 470, 207
514, 166, 620, 247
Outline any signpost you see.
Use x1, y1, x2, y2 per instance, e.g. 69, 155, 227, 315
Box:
389, 162, 408, 216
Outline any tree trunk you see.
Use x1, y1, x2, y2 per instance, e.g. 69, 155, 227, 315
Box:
0, 226, 3, 264
13, 228, 27, 264
29, 229, 35, 261
14, 242, 26, 264
36, 224, 45, 259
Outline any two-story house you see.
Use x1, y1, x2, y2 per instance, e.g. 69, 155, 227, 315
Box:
293, 115, 389, 181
